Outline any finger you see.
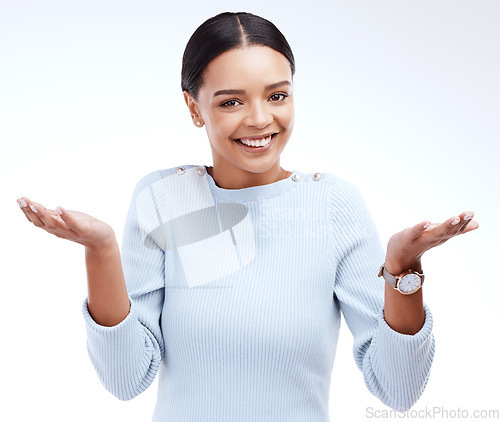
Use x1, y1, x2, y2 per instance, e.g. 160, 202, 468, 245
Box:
457, 216, 479, 234
44, 206, 65, 223
17, 198, 33, 223
422, 222, 439, 232
23, 199, 66, 231
55, 205, 79, 231
447, 211, 474, 237
411, 220, 433, 238
432, 211, 476, 247
27, 199, 55, 228
458, 218, 479, 234
456, 211, 475, 234
430, 213, 469, 239
22, 198, 46, 227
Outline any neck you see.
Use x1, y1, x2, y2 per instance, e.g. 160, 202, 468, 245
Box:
206, 163, 291, 190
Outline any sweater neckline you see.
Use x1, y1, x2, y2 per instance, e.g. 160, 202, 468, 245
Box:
203, 165, 301, 202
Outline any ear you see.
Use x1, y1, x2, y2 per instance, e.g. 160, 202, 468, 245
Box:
183, 91, 201, 121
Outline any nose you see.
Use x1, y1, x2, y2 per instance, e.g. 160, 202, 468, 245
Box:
244, 101, 273, 129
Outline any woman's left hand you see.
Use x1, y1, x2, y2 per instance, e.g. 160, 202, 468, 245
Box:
384, 210, 479, 274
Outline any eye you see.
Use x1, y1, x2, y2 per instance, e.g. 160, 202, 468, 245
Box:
219, 93, 288, 108
219, 99, 241, 108
269, 93, 288, 102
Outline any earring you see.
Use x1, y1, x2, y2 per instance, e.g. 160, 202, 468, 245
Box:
196, 121, 201, 126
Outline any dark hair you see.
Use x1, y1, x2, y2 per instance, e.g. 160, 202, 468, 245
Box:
181, 12, 295, 102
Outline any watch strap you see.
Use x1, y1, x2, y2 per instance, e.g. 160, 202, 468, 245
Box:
378, 263, 425, 288
379, 265, 397, 288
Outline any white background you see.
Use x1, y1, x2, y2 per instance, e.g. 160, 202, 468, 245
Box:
2, 1, 499, 421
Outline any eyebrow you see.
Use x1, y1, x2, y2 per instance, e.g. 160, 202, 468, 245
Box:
212, 80, 291, 98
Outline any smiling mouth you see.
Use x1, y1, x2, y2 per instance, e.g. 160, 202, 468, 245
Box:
233, 132, 279, 148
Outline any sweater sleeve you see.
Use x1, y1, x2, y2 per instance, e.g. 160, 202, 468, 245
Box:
329, 179, 435, 412
81, 171, 166, 401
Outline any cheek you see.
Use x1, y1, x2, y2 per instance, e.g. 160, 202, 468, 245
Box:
210, 120, 238, 143
279, 105, 295, 129
216, 117, 240, 139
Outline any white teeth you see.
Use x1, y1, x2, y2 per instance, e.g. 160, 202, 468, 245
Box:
238, 134, 273, 147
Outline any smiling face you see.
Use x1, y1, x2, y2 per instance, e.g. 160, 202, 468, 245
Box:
183, 45, 295, 188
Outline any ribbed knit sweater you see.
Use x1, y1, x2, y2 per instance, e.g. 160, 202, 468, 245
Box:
82, 164, 435, 421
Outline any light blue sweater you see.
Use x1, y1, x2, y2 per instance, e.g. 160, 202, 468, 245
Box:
82, 164, 435, 421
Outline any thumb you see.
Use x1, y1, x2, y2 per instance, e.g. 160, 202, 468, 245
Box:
411, 220, 432, 238
56, 206, 76, 228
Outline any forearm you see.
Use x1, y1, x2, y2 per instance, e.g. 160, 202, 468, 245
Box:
85, 238, 131, 327
383, 260, 425, 335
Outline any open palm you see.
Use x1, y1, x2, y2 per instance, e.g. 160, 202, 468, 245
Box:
385, 210, 479, 273
17, 197, 116, 250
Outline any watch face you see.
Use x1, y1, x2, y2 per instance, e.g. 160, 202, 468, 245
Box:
397, 273, 421, 294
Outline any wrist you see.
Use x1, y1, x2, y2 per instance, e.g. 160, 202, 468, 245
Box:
384, 258, 422, 276
85, 236, 118, 257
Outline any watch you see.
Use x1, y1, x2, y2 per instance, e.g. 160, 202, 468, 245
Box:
378, 263, 425, 295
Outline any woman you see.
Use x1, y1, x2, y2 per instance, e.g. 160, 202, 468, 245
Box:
16, 11, 478, 421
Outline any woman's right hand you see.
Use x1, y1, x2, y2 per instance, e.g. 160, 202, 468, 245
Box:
16, 196, 116, 251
